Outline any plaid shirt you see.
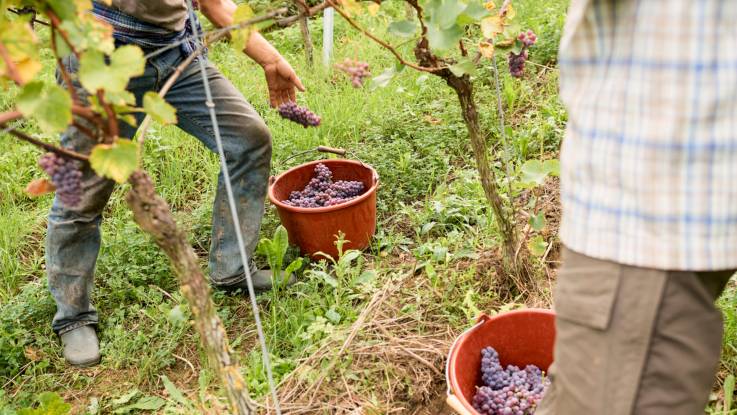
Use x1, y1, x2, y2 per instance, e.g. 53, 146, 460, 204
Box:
91, 1, 203, 56
559, 0, 737, 271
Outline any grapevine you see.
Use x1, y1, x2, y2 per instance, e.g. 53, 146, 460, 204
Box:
38, 153, 83, 207
283, 163, 365, 208
277, 101, 321, 127
472, 346, 549, 415
335, 58, 371, 88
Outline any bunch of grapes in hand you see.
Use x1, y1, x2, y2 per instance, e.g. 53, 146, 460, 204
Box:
278, 101, 321, 127
335, 59, 371, 88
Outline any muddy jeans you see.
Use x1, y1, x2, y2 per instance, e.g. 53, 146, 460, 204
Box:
536, 248, 734, 415
48, 44, 272, 334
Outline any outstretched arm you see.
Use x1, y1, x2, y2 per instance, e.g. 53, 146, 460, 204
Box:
200, 0, 306, 107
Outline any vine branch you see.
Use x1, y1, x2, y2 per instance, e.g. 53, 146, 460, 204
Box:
0, 125, 89, 162
326, 0, 441, 73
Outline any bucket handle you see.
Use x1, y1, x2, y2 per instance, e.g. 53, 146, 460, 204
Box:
445, 313, 492, 398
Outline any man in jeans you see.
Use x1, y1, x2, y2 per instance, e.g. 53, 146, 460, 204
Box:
536, 1, 737, 414
49, 0, 304, 366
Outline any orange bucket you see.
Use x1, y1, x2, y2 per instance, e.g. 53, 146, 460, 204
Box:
445, 309, 556, 414
268, 158, 379, 259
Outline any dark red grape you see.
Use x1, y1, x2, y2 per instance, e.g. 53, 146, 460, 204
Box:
39, 153, 83, 207
472, 346, 549, 415
278, 102, 321, 128
282, 163, 365, 208
336, 59, 371, 88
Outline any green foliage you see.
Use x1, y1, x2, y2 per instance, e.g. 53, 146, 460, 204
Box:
17, 393, 70, 415
16, 82, 72, 134
256, 225, 304, 289
78, 46, 145, 94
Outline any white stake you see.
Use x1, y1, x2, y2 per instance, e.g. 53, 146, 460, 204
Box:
323, 7, 334, 66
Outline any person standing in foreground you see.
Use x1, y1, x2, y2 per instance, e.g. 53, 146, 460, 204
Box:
49, 0, 305, 367
536, 1, 737, 414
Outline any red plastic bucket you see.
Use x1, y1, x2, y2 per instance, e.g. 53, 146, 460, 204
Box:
268, 158, 379, 259
445, 309, 556, 414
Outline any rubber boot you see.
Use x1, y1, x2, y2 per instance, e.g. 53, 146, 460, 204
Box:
61, 325, 100, 367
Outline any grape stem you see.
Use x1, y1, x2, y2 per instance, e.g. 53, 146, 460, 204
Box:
326, 0, 443, 73
48, 11, 119, 141
0, 124, 90, 162
50, 27, 79, 104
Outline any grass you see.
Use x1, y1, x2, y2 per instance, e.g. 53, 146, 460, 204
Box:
1, 0, 735, 413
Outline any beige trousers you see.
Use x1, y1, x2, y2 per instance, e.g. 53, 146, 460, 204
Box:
536, 248, 733, 415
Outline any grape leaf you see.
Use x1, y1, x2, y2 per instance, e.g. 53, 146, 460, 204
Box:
79, 46, 145, 93
543, 159, 560, 176
89, 140, 139, 183
47, 0, 78, 21
436, 0, 466, 29
388, 20, 417, 38
231, 4, 255, 52
464, 0, 490, 20
520, 159, 557, 186
16, 82, 73, 133
449, 58, 477, 77
370, 67, 396, 89
478, 40, 495, 58
25, 179, 56, 197
527, 235, 548, 257
481, 15, 503, 38
143, 92, 177, 125
0, 19, 41, 83
426, 23, 464, 50
367, 3, 380, 16
528, 211, 546, 231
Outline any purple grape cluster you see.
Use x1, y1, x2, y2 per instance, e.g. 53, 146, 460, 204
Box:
277, 102, 321, 128
517, 30, 538, 47
336, 59, 371, 88
283, 163, 365, 208
39, 153, 83, 207
508, 50, 529, 78
472, 346, 549, 415
508, 30, 538, 78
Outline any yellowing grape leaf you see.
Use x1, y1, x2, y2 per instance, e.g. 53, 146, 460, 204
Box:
481, 15, 503, 38
484, 1, 496, 11
143, 92, 177, 125
501, 2, 516, 19
340, 0, 364, 17
0, 20, 40, 83
478, 40, 495, 58
367, 3, 380, 16
89, 140, 139, 183
25, 179, 56, 197
231, 4, 255, 52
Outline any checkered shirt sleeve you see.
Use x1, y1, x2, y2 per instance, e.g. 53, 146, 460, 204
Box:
558, 0, 737, 270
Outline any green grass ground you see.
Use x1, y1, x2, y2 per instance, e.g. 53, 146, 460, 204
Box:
1, 1, 735, 413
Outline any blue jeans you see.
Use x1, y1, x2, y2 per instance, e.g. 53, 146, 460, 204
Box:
48, 45, 271, 334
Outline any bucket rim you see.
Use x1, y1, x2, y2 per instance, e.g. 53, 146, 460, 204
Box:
268, 159, 380, 213
445, 308, 556, 413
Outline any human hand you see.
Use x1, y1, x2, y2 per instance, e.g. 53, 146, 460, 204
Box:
262, 57, 306, 108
